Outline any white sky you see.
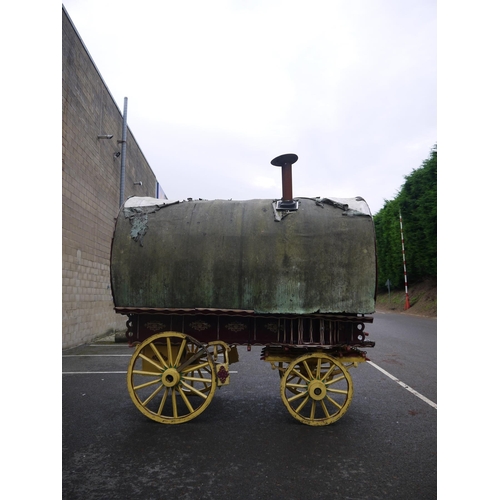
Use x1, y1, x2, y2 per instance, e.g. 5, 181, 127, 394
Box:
63, 0, 436, 214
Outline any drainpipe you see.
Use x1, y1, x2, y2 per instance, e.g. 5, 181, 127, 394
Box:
119, 97, 128, 207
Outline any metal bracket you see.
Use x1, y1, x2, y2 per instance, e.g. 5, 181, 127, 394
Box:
276, 200, 299, 211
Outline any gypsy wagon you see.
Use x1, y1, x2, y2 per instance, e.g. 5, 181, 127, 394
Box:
110, 154, 376, 426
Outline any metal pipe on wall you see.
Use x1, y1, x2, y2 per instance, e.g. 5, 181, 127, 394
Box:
119, 97, 128, 207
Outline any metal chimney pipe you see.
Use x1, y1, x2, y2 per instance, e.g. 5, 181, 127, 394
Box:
271, 153, 299, 210
281, 162, 293, 201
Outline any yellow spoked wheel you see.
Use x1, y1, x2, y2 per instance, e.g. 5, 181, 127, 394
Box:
127, 332, 216, 424
280, 353, 353, 426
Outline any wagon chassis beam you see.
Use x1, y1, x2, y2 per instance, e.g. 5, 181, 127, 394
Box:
261, 344, 371, 365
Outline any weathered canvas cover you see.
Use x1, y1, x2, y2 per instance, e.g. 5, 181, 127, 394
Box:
110, 196, 377, 314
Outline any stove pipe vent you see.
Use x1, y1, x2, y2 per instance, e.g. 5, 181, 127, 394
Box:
271, 153, 299, 210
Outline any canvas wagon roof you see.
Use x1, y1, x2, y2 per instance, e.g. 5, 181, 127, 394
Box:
111, 196, 376, 315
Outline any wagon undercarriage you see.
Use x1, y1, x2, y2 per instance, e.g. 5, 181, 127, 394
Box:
124, 311, 375, 426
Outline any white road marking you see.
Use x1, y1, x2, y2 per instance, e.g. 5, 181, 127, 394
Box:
63, 371, 128, 374
62, 370, 239, 375
367, 360, 437, 409
88, 344, 130, 347
63, 353, 239, 375
63, 354, 132, 357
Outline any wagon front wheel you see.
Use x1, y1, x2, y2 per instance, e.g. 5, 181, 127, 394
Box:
280, 353, 353, 426
127, 332, 216, 424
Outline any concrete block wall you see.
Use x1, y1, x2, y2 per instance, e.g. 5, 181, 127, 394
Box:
62, 7, 161, 348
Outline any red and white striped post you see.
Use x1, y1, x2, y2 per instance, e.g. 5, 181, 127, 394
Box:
399, 210, 411, 310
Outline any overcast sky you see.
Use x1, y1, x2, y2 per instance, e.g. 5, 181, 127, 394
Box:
63, 0, 436, 214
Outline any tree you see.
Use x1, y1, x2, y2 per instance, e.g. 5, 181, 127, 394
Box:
374, 145, 437, 289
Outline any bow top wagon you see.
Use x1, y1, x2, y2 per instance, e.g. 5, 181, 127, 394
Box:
110, 154, 377, 426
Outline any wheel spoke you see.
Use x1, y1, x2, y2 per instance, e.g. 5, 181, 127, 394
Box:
295, 394, 310, 413
315, 358, 322, 378
285, 382, 307, 390
310, 400, 317, 420
185, 368, 212, 393
132, 369, 162, 377
183, 375, 213, 383
180, 380, 208, 399
172, 387, 178, 417
150, 343, 167, 368
174, 338, 187, 366
166, 337, 173, 365
138, 353, 164, 372
290, 367, 310, 383
178, 386, 195, 413
325, 374, 347, 386
142, 383, 165, 406
197, 368, 212, 389
177, 349, 206, 372
321, 364, 337, 382
157, 387, 168, 415
288, 390, 308, 403
182, 361, 210, 373
326, 394, 344, 410
320, 400, 330, 418
326, 387, 348, 395
133, 377, 162, 390
302, 361, 314, 380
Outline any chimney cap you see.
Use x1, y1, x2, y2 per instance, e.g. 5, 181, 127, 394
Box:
271, 153, 298, 167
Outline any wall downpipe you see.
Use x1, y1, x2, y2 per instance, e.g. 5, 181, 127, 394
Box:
119, 97, 128, 207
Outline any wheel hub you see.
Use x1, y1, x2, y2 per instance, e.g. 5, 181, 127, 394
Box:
161, 368, 181, 388
308, 380, 327, 401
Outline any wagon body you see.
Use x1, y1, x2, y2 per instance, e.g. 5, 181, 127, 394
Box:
111, 196, 376, 316
111, 159, 377, 426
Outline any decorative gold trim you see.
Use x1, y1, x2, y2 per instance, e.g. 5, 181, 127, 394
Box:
144, 321, 166, 332
265, 322, 278, 333
225, 321, 247, 333
189, 320, 211, 332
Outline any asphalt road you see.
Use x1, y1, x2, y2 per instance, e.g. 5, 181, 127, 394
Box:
62, 312, 437, 499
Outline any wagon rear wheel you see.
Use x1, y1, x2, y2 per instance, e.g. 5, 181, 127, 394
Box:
280, 353, 353, 426
127, 332, 216, 424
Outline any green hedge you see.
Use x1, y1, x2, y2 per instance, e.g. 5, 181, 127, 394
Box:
374, 145, 437, 289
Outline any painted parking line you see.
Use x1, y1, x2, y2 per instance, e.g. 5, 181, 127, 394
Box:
367, 360, 437, 409
88, 344, 130, 347
62, 370, 239, 375
62, 354, 132, 357
63, 371, 128, 374
63, 353, 239, 375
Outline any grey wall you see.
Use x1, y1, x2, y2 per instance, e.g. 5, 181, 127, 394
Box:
62, 6, 161, 348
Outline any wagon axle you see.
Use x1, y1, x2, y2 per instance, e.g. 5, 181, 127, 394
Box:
161, 368, 181, 388
308, 381, 327, 400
